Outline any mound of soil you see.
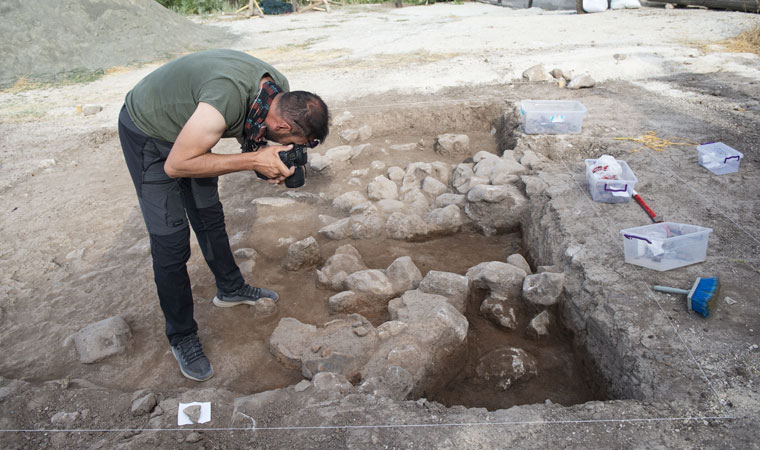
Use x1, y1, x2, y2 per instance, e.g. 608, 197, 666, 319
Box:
0, 0, 230, 87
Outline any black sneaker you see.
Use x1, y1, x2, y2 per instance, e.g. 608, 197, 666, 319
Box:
213, 283, 279, 307
171, 333, 213, 382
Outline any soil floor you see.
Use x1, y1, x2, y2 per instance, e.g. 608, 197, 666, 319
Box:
0, 3, 759, 449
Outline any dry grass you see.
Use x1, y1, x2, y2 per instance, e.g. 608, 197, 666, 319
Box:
719, 24, 760, 55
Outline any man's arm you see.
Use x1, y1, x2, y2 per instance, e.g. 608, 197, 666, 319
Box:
164, 102, 295, 181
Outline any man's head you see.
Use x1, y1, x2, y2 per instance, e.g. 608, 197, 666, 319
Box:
265, 91, 329, 148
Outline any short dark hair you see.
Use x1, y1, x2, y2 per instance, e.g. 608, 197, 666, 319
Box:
278, 91, 330, 143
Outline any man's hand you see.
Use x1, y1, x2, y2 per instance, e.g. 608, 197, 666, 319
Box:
164, 102, 295, 182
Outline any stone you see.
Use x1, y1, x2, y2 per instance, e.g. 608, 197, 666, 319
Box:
318, 215, 338, 227
375, 199, 406, 216
387, 166, 405, 182
385, 256, 422, 296
328, 291, 359, 313
358, 125, 372, 141
450, 163, 475, 191
520, 150, 543, 170
51, 411, 79, 426
300, 314, 378, 380
326, 145, 354, 163
358, 365, 414, 400
417, 270, 470, 313
269, 318, 319, 368
522, 64, 553, 82
352, 144, 371, 159
293, 380, 311, 392
339, 128, 359, 143
370, 160, 385, 170
537, 265, 560, 273
434, 134, 470, 157
390, 143, 418, 152
312, 372, 354, 393
434, 193, 465, 208
316, 244, 367, 290
251, 197, 297, 219
309, 153, 330, 171
387, 290, 467, 341
333, 191, 366, 213
421, 176, 447, 199
283, 236, 321, 271
522, 273, 565, 306
252, 298, 278, 319
464, 184, 528, 235
430, 161, 451, 185
567, 73, 596, 89
332, 110, 354, 126
550, 68, 568, 80
480, 297, 518, 329
185, 432, 203, 443
506, 254, 532, 275
344, 270, 394, 299
385, 213, 429, 241
526, 310, 551, 339
476, 347, 538, 390
454, 176, 489, 195
183, 405, 201, 423
82, 104, 102, 116
367, 175, 399, 201
466, 261, 527, 301
233, 247, 258, 259
425, 205, 463, 235
131, 393, 157, 416
73, 316, 132, 364
399, 187, 430, 214
349, 209, 384, 239
318, 217, 351, 240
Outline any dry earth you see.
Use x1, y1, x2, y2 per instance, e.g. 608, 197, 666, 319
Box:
0, 2, 759, 449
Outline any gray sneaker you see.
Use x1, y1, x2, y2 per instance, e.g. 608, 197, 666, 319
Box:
213, 283, 279, 307
171, 333, 213, 382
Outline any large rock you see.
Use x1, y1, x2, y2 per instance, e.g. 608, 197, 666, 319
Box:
375, 199, 406, 216
466, 261, 527, 301
367, 176, 399, 201
506, 254, 532, 275
526, 310, 551, 339
385, 213, 429, 241
385, 256, 422, 296
522, 272, 565, 306
316, 244, 367, 290
283, 236, 321, 271
328, 291, 359, 313
425, 205, 464, 235
344, 269, 395, 299
73, 316, 132, 364
318, 217, 351, 240
522, 64, 553, 82
269, 318, 318, 368
325, 145, 354, 163
417, 270, 471, 313
332, 191, 366, 213
450, 163, 475, 191
434, 134, 470, 157
251, 197, 297, 221
421, 176, 447, 199
476, 347, 538, 390
358, 365, 414, 401
567, 73, 596, 89
465, 184, 528, 235
434, 193, 465, 208
349, 208, 384, 239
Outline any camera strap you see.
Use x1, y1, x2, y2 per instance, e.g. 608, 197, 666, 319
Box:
241, 80, 282, 153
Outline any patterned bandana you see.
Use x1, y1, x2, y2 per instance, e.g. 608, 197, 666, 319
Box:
241, 81, 282, 153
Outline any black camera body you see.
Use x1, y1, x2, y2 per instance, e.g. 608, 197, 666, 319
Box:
255, 144, 308, 188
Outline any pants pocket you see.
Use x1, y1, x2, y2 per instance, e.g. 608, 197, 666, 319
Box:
140, 180, 188, 235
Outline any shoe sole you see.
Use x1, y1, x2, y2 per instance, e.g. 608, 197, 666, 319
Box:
212, 295, 278, 307
171, 347, 214, 382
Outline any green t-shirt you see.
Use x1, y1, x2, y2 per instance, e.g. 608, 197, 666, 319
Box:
125, 49, 290, 142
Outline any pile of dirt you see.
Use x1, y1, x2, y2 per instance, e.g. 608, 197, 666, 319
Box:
0, 0, 230, 88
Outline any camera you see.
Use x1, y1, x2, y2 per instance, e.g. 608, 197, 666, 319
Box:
255, 144, 308, 188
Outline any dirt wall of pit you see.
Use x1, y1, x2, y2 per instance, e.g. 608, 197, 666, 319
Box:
0, 0, 231, 88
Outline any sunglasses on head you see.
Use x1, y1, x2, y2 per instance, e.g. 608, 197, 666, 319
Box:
292, 119, 321, 149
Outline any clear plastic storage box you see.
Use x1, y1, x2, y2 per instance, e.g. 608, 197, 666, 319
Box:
697, 142, 743, 175
585, 159, 637, 203
520, 100, 587, 135
620, 222, 713, 271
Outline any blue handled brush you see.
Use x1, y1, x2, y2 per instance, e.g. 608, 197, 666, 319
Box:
653, 277, 720, 318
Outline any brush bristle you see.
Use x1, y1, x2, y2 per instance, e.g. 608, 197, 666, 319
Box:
690, 277, 719, 318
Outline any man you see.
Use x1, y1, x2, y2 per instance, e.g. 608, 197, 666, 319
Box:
118, 49, 329, 382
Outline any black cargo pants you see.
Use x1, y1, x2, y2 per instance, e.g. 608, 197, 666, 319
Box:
118, 105, 244, 345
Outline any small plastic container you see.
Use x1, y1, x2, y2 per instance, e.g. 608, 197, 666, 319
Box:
697, 142, 743, 175
620, 222, 713, 271
585, 158, 637, 203
520, 100, 587, 135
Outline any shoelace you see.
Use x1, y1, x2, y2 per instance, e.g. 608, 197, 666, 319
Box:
234, 284, 261, 299
175, 334, 206, 365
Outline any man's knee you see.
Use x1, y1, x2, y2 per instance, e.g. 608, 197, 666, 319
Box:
150, 229, 191, 271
